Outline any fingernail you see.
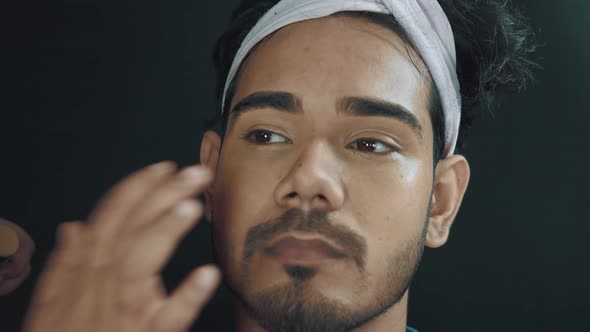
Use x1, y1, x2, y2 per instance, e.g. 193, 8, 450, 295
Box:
180, 166, 209, 180
149, 161, 175, 172
175, 201, 197, 216
197, 266, 219, 286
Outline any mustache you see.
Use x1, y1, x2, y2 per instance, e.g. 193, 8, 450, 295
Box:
243, 208, 367, 270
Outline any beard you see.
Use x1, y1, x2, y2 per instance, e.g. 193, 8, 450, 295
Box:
217, 207, 429, 332
245, 236, 424, 332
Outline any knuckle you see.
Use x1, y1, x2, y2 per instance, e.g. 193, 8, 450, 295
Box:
84, 240, 115, 269
116, 278, 160, 320
115, 294, 146, 320
47, 248, 81, 271
83, 228, 100, 250
56, 221, 80, 244
108, 178, 145, 202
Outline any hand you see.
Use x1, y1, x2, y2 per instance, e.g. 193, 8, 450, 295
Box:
0, 219, 35, 295
23, 162, 221, 332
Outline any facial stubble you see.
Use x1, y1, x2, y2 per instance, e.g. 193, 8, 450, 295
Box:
214, 208, 429, 332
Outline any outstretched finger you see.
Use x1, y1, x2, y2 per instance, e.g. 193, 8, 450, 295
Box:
32, 221, 84, 304
120, 199, 203, 280
122, 165, 212, 234
150, 265, 220, 332
87, 161, 176, 248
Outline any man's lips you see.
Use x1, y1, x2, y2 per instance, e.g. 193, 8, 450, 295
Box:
263, 235, 347, 263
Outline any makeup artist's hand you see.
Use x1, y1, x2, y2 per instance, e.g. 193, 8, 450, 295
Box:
23, 162, 221, 332
0, 218, 35, 295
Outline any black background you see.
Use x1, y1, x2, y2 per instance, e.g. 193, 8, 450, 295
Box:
0, 1, 588, 331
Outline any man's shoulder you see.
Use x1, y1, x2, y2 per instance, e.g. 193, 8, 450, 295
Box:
406, 326, 419, 332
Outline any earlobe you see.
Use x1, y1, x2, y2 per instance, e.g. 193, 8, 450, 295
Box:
200, 130, 222, 223
426, 154, 470, 248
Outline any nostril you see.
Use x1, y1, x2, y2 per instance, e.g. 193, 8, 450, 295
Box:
287, 192, 297, 198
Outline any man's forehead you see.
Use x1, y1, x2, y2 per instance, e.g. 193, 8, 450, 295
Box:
230, 15, 430, 123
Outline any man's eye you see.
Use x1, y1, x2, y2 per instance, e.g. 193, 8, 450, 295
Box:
243, 130, 290, 144
348, 138, 397, 154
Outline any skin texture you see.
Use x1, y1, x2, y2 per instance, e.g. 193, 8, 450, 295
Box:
201, 15, 470, 332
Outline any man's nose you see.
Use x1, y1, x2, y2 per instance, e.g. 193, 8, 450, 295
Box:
273, 140, 345, 212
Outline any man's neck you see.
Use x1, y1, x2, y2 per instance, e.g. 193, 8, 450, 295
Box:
234, 292, 409, 332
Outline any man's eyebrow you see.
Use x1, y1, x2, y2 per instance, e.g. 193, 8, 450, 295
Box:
230, 91, 303, 123
338, 96, 423, 140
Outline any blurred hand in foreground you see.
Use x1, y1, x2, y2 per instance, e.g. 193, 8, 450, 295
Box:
23, 162, 221, 332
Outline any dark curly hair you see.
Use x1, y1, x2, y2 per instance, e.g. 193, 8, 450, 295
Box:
210, 0, 539, 162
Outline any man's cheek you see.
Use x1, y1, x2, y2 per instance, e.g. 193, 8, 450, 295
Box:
211, 188, 254, 276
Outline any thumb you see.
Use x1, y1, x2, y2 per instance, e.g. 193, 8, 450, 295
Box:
150, 265, 221, 332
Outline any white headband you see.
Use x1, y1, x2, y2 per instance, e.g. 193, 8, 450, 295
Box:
222, 0, 461, 157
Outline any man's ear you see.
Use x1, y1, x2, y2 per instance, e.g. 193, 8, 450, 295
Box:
426, 154, 470, 248
200, 130, 222, 223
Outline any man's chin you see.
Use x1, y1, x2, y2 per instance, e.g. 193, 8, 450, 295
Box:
241, 281, 360, 332
236, 265, 411, 332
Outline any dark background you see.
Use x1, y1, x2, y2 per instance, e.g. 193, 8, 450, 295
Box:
0, 1, 588, 331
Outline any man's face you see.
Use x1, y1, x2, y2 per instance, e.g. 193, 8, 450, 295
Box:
207, 15, 435, 331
